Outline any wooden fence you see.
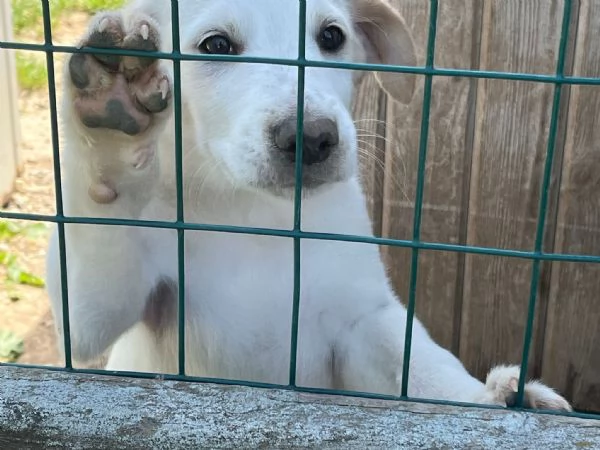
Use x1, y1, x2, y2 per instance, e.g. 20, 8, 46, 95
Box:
353, 0, 600, 412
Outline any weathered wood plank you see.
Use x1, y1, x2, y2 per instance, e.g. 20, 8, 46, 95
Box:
542, 0, 600, 413
532, 0, 581, 383
0, 366, 598, 449
380, 0, 478, 352
375, 0, 429, 327
459, 1, 565, 381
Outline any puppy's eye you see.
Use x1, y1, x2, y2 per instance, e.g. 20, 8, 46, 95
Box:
199, 35, 236, 55
318, 25, 345, 53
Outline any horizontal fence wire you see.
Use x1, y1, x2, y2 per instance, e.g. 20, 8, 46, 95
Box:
4, 40, 600, 85
1, 0, 599, 423
2, 210, 599, 264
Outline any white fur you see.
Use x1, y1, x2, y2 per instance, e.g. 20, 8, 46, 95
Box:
46, 0, 571, 410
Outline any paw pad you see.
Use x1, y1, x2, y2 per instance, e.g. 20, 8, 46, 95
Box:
69, 12, 171, 136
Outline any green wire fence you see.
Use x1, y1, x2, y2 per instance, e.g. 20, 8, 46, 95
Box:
1, 0, 600, 422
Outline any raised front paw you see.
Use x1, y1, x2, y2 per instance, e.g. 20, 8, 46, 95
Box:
68, 12, 172, 136
483, 365, 572, 412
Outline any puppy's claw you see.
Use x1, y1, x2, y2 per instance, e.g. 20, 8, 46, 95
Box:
159, 78, 169, 100
98, 17, 110, 34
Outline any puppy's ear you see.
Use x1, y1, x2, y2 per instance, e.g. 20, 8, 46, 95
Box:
353, 0, 417, 104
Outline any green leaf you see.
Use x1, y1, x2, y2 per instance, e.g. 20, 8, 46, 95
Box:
0, 247, 45, 287
0, 221, 48, 241
6, 265, 45, 287
0, 250, 17, 267
0, 330, 24, 363
0, 221, 22, 240
20, 223, 49, 239
6, 263, 21, 283
18, 271, 46, 288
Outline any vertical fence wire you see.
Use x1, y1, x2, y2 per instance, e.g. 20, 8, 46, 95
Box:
400, 0, 438, 398
515, 0, 573, 408
41, 0, 72, 369
169, 0, 187, 377
288, 0, 307, 387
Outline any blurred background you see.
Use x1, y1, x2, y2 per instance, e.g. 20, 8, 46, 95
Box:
0, 0, 124, 367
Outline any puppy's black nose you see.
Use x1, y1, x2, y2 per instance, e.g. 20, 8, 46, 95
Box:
272, 117, 339, 165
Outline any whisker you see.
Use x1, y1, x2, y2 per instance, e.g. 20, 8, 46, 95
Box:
354, 118, 388, 126
355, 129, 394, 146
356, 140, 412, 203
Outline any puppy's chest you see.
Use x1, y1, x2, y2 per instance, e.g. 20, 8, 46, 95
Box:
138, 227, 381, 328
141, 229, 296, 309
191, 235, 296, 307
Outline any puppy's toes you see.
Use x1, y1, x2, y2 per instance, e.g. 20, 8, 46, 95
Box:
121, 17, 161, 80
68, 11, 170, 136
134, 73, 172, 114
519, 381, 572, 412
484, 365, 572, 412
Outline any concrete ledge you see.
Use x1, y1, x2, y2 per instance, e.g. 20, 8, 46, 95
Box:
0, 366, 598, 449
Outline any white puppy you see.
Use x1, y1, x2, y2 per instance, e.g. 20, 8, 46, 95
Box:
46, 0, 571, 411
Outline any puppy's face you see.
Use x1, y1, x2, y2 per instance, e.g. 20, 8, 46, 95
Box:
170, 0, 416, 197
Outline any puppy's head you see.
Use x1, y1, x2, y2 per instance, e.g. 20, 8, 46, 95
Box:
152, 0, 416, 197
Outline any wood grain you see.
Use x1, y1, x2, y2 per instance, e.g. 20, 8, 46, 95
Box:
355, 0, 600, 412
459, 0, 564, 381
542, 0, 600, 412
381, 0, 479, 352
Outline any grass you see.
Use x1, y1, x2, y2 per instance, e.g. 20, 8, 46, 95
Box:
3, 1, 123, 363
11, 0, 125, 90
15, 52, 47, 90
0, 220, 48, 288
0, 329, 24, 363
12, 0, 126, 35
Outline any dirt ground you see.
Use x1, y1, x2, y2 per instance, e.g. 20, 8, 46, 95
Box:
0, 13, 90, 366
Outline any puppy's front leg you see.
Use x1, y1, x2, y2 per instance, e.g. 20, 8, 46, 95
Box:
334, 298, 571, 411
47, 10, 172, 364
332, 300, 483, 398
62, 10, 171, 217
47, 223, 160, 364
